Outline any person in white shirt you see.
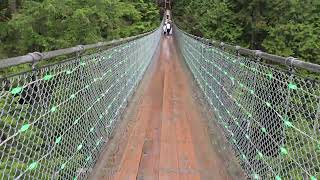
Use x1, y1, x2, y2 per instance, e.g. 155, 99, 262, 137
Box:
169, 23, 173, 35
166, 22, 171, 36
163, 23, 167, 36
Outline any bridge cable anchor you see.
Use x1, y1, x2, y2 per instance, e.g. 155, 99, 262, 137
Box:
211, 40, 216, 48
254, 50, 262, 62
75, 45, 85, 65
96, 42, 103, 62
27, 52, 43, 71
235, 46, 241, 56
285, 57, 296, 73
76, 45, 85, 57
220, 42, 225, 51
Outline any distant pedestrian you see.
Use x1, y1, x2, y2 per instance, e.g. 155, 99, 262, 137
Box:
166, 22, 171, 36
163, 23, 167, 36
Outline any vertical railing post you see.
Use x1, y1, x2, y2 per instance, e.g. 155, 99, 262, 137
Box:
28, 52, 43, 110
219, 42, 225, 117
211, 40, 216, 112
283, 57, 295, 145
208, 40, 214, 110
201, 38, 206, 99
234, 45, 241, 145
315, 98, 320, 135
247, 50, 261, 175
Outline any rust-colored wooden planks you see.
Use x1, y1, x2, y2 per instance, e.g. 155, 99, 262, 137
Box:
111, 36, 232, 180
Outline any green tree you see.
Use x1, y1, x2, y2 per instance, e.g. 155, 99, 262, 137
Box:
0, 0, 160, 59
173, 0, 320, 65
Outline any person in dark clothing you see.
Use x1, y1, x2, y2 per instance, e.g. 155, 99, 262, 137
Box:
166, 22, 171, 36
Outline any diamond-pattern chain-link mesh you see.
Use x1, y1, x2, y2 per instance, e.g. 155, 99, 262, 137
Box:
176, 29, 320, 180
0, 28, 161, 179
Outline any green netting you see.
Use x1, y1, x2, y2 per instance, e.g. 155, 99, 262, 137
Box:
0, 28, 161, 179
177, 29, 320, 180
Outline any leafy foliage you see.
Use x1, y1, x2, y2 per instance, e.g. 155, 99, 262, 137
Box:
0, 0, 160, 59
173, 0, 320, 65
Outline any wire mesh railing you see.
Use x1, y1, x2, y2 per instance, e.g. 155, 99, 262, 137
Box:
176, 28, 320, 180
0, 27, 161, 179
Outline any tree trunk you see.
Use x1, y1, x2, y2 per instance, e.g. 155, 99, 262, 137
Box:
251, 9, 255, 49
8, 0, 17, 14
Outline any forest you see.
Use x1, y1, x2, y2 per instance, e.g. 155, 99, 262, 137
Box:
0, 1, 161, 179
172, 0, 320, 66
1, 0, 320, 67
0, 0, 160, 59
0, 0, 319, 179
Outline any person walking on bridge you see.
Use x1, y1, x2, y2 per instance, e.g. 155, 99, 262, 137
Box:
163, 22, 167, 36
166, 22, 171, 36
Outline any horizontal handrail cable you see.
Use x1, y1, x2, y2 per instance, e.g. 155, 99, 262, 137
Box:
0, 30, 156, 69
178, 27, 320, 73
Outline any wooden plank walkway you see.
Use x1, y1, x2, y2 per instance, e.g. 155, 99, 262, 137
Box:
111, 36, 232, 180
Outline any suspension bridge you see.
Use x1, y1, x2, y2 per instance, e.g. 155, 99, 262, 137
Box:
0, 11, 320, 180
